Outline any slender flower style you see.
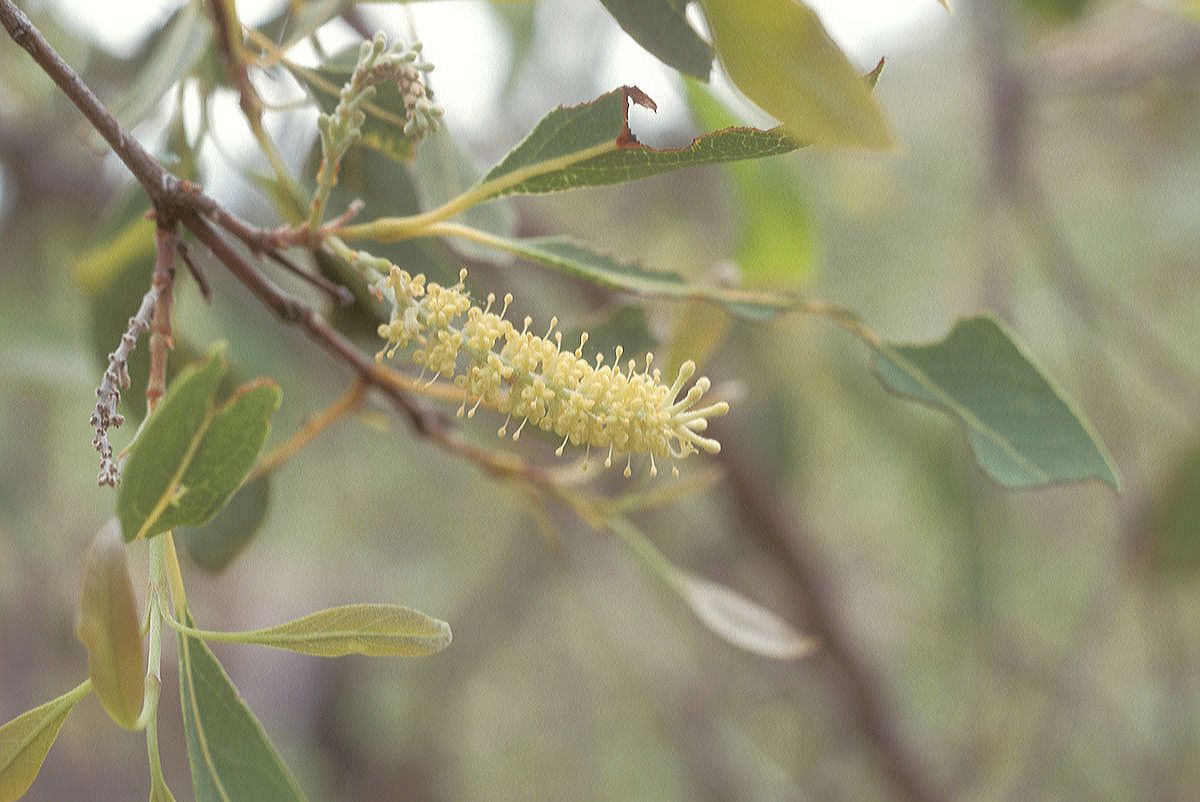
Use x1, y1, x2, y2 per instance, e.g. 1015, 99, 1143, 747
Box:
365, 263, 729, 477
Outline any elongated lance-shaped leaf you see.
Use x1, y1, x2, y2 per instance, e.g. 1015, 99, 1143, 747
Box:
178, 612, 307, 802
0, 680, 91, 802
117, 346, 282, 541
598, 0, 713, 79
871, 316, 1119, 490
464, 233, 798, 321
77, 519, 145, 729
701, 0, 893, 149
110, 1, 211, 130
188, 604, 453, 658
466, 86, 801, 202
609, 517, 815, 660
677, 572, 818, 659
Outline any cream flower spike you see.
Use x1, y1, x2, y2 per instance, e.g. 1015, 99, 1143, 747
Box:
371, 267, 729, 477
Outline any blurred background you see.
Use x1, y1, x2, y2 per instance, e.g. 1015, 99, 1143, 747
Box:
2, 0, 1200, 799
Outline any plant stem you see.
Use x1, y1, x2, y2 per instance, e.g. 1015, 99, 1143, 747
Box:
606, 516, 684, 591
139, 537, 170, 791
164, 534, 189, 615
248, 378, 367, 481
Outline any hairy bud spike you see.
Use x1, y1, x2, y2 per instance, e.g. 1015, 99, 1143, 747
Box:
372, 268, 730, 475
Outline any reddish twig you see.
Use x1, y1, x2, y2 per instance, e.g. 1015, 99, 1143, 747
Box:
265, 249, 355, 306
146, 226, 178, 412
176, 240, 213, 303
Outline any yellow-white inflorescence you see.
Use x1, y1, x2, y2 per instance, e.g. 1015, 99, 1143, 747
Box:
371, 267, 729, 477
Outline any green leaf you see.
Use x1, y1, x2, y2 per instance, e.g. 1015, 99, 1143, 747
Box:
202, 604, 453, 658
464, 233, 797, 320
117, 347, 282, 540
468, 86, 801, 201
597, 0, 714, 79
77, 519, 145, 729
1145, 447, 1200, 575
871, 316, 1120, 490
700, 0, 893, 149
288, 48, 422, 164
677, 572, 818, 659
110, 1, 212, 130
181, 475, 272, 574
0, 681, 91, 802
687, 81, 817, 286
178, 613, 307, 802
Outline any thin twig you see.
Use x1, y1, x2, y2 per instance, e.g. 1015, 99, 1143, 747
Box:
146, 226, 177, 412
248, 378, 367, 481
265, 249, 354, 306
176, 240, 212, 303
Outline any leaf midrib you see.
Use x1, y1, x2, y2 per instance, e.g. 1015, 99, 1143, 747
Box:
135, 404, 217, 540
179, 633, 233, 802
874, 343, 1050, 484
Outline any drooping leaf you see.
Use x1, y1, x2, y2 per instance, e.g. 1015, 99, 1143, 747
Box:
178, 613, 307, 802
205, 604, 453, 658
687, 81, 817, 285
462, 233, 797, 320
1145, 446, 1200, 575
700, 0, 893, 149
287, 48, 422, 164
117, 347, 282, 540
677, 572, 818, 659
463, 86, 801, 202
181, 475, 272, 573
870, 316, 1120, 490
0, 681, 91, 802
77, 519, 145, 729
597, 0, 714, 79
110, 1, 212, 130
609, 517, 815, 660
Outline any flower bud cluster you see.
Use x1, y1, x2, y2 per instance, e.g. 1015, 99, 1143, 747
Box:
324, 34, 443, 149
311, 34, 443, 227
90, 282, 160, 486
370, 267, 729, 476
